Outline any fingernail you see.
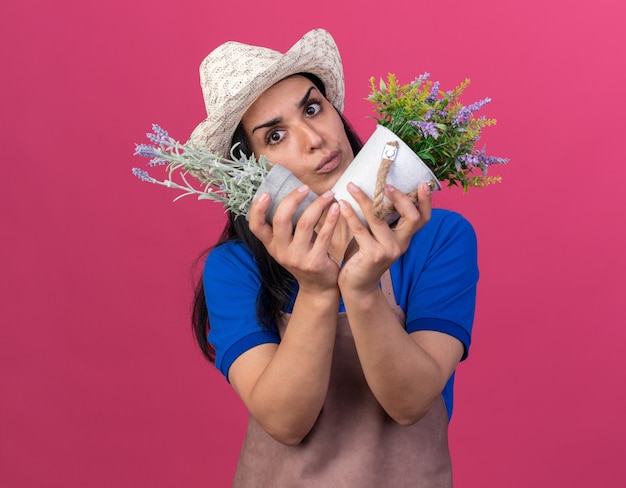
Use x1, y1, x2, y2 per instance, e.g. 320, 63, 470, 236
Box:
330, 202, 339, 214
298, 184, 309, 193
338, 200, 348, 209
258, 192, 269, 203
322, 190, 334, 199
386, 184, 395, 193
423, 182, 431, 195
348, 182, 360, 192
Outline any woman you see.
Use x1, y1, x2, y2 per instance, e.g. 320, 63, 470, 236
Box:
191, 29, 478, 487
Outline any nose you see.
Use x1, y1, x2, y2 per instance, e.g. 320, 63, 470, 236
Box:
297, 122, 323, 152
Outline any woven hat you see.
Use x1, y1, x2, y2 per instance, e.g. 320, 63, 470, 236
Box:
188, 28, 345, 158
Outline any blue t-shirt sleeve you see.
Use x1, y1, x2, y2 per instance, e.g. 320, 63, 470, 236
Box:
203, 241, 280, 380
393, 209, 479, 361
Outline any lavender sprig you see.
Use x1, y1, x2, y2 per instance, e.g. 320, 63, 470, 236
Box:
132, 124, 271, 216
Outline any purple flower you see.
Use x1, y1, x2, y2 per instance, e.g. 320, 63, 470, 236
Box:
453, 107, 472, 126
134, 143, 159, 159
409, 120, 439, 139
133, 143, 168, 165
481, 155, 510, 166
147, 157, 169, 167
457, 148, 509, 173
476, 147, 509, 166
457, 153, 480, 168
146, 124, 171, 148
425, 81, 440, 103
411, 72, 430, 87
132, 168, 156, 183
453, 98, 491, 126
152, 124, 168, 139
468, 97, 491, 112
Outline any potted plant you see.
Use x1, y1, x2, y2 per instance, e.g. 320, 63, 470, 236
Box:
133, 73, 508, 225
132, 124, 317, 225
331, 72, 509, 223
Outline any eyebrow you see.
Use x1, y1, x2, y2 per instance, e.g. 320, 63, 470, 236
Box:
297, 86, 316, 109
252, 117, 281, 134
251, 85, 318, 134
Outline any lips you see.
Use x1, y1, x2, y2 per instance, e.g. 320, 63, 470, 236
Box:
315, 151, 341, 174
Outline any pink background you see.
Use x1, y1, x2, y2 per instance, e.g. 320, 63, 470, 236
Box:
2, 0, 625, 486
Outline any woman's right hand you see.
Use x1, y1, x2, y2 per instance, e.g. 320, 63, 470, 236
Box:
233, 187, 342, 445
248, 186, 341, 292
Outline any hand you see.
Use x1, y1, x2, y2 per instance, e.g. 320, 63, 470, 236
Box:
337, 182, 432, 294
248, 185, 341, 292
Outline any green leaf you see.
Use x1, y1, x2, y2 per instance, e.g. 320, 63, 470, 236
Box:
417, 151, 433, 162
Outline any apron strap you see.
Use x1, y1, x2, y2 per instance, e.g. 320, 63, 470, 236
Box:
380, 269, 396, 307
380, 269, 406, 324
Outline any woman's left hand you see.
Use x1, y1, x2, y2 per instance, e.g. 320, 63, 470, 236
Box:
335, 182, 464, 426
337, 182, 432, 293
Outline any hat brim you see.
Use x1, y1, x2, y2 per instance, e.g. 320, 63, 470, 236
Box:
188, 29, 345, 159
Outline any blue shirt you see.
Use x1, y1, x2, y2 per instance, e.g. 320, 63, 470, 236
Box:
204, 209, 479, 419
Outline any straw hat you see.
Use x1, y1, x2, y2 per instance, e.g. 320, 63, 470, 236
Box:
188, 28, 345, 158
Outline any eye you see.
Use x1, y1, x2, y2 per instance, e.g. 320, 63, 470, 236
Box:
266, 129, 285, 145
305, 101, 322, 117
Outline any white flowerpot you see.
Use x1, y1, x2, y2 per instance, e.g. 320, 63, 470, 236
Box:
331, 125, 441, 224
250, 164, 319, 226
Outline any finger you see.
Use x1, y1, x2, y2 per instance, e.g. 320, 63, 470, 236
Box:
415, 182, 433, 223
289, 191, 333, 253
310, 200, 340, 256
338, 197, 391, 281
294, 190, 335, 232
385, 182, 432, 243
344, 182, 394, 242
270, 184, 313, 242
248, 192, 274, 245
343, 182, 375, 222
343, 183, 409, 263
387, 183, 430, 226
337, 196, 375, 250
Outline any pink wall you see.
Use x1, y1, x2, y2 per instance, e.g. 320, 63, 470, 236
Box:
2, 0, 625, 486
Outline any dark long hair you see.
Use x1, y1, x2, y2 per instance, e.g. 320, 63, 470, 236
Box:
192, 73, 363, 362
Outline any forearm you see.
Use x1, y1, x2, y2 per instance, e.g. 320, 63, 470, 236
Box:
342, 286, 452, 425
238, 287, 340, 444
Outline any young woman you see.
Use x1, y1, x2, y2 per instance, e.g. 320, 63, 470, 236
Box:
190, 29, 478, 487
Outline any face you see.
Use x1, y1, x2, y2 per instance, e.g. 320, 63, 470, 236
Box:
241, 75, 354, 195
